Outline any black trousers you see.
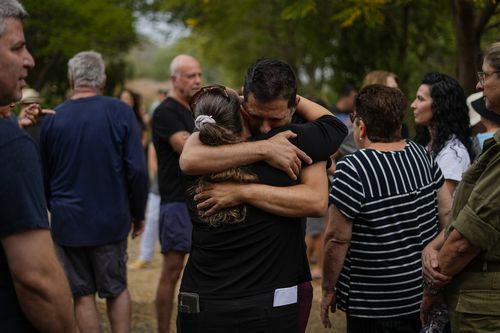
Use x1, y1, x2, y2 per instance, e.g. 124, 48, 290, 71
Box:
177, 292, 298, 333
346, 314, 421, 333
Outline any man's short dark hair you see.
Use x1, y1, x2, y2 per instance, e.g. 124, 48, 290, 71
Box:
339, 84, 356, 98
243, 58, 297, 108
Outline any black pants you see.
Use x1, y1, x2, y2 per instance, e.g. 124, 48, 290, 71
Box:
177, 292, 298, 333
346, 314, 421, 333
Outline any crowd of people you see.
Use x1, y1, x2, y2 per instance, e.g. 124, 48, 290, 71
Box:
1, 1, 500, 333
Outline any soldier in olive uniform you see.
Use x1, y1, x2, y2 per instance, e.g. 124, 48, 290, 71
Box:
421, 41, 500, 332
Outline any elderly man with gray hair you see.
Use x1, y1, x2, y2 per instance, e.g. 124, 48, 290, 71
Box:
0, 0, 78, 332
40, 50, 148, 333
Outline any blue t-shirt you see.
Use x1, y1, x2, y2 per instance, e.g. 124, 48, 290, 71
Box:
40, 96, 148, 247
0, 119, 48, 332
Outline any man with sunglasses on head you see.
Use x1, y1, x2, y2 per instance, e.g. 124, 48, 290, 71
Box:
179, 58, 347, 332
151, 54, 203, 333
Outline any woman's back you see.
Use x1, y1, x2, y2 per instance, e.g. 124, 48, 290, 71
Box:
330, 140, 444, 318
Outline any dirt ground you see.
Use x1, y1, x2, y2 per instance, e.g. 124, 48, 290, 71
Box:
96, 235, 346, 332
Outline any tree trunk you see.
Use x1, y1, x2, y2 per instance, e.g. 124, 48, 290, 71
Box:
451, 0, 477, 95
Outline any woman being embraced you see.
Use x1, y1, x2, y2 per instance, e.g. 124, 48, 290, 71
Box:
188, 86, 258, 226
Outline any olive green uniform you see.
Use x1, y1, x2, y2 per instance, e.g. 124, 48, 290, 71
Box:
444, 130, 500, 332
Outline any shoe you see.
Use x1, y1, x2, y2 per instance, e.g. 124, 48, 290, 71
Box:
128, 259, 150, 270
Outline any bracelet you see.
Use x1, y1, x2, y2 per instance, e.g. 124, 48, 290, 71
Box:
422, 280, 442, 295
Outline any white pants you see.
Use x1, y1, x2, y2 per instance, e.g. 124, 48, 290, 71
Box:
138, 192, 160, 261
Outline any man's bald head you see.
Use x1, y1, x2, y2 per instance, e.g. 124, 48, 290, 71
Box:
169, 54, 202, 105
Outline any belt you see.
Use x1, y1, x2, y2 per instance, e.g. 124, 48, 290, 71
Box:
464, 258, 500, 272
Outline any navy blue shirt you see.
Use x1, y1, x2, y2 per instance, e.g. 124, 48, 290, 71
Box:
40, 96, 148, 247
0, 119, 47, 332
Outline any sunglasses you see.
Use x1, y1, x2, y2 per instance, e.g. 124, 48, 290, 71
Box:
189, 84, 229, 109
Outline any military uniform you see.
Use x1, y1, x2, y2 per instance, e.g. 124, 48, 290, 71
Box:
444, 130, 500, 332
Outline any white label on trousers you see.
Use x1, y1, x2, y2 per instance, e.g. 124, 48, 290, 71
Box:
273, 285, 298, 307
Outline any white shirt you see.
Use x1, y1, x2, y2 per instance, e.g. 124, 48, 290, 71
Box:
435, 136, 470, 182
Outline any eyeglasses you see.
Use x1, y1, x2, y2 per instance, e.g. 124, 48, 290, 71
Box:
477, 70, 500, 84
349, 111, 359, 123
189, 84, 229, 109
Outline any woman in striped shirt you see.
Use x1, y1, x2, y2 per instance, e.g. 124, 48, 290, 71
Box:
321, 84, 452, 332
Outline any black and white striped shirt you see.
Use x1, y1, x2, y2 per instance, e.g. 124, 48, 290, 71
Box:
329, 140, 444, 318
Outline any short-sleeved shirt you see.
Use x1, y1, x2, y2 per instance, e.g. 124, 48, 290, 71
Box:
180, 115, 347, 300
0, 119, 48, 332
330, 140, 444, 319
40, 96, 148, 247
434, 136, 470, 182
152, 97, 194, 203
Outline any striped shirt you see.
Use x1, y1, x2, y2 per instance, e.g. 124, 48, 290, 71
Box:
329, 140, 444, 318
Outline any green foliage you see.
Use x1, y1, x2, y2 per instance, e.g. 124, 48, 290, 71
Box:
22, 0, 139, 105
151, 0, 461, 105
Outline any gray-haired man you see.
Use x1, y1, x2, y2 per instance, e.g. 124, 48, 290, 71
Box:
0, 1, 78, 332
40, 50, 148, 333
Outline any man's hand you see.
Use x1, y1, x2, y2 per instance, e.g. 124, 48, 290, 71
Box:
18, 104, 55, 128
422, 243, 452, 288
194, 183, 244, 217
320, 289, 336, 328
131, 219, 144, 239
263, 130, 312, 180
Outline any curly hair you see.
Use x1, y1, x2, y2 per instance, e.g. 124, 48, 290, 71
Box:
415, 72, 474, 160
189, 89, 258, 227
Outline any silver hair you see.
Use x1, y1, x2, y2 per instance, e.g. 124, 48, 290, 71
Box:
485, 42, 500, 71
68, 51, 106, 88
0, 0, 28, 37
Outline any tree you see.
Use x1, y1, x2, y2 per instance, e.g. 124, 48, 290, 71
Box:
153, 0, 500, 99
22, 0, 141, 104
452, 0, 499, 94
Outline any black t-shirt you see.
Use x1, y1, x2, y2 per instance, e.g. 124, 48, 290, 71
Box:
0, 119, 48, 332
181, 115, 347, 299
152, 97, 195, 203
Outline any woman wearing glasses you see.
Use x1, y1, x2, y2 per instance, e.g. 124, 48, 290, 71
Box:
177, 85, 347, 332
411, 72, 474, 196
320, 85, 451, 332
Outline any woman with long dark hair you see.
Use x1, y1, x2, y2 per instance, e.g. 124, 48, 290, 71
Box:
412, 72, 473, 195
119, 88, 149, 149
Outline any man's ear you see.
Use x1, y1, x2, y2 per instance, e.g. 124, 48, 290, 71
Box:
240, 103, 250, 119
170, 74, 177, 87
